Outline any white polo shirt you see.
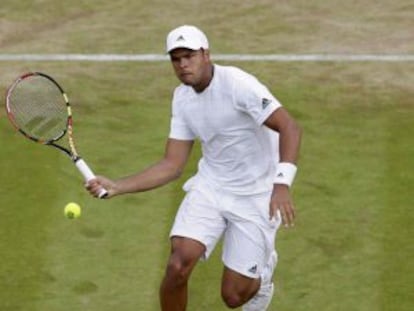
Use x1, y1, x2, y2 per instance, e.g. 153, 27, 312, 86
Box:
169, 64, 281, 195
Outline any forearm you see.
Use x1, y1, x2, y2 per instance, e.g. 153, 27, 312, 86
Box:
271, 120, 301, 226
278, 118, 302, 164
115, 159, 182, 195
273, 118, 302, 189
264, 107, 302, 165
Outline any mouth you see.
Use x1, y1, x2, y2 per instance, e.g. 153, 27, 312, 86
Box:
179, 72, 194, 83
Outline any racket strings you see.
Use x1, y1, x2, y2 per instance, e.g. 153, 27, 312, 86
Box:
8, 76, 68, 142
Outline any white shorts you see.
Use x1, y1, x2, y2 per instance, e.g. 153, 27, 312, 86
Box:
170, 176, 281, 279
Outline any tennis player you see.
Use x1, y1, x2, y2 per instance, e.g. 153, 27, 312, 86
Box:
86, 25, 302, 311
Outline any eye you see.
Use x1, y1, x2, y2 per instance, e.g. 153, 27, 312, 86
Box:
170, 55, 180, 63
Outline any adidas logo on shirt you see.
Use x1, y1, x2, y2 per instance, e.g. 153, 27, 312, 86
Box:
262, 98, 272, 109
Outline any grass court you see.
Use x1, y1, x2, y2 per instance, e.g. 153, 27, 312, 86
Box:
0, 1, 413, 310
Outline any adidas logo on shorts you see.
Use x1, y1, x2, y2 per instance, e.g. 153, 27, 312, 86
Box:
248, 264, 258, 274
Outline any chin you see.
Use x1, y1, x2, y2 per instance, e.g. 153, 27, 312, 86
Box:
180, 77, 195, 86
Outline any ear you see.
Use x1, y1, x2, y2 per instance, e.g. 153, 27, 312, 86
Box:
201, 48, 210, 60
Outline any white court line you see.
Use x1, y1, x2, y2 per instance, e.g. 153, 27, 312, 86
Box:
0, 54, 413, 62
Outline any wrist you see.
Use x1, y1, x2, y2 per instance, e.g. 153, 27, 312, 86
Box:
273, 162, 297, 187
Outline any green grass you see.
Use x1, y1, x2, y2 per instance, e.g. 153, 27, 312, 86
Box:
1, 1, 414, 310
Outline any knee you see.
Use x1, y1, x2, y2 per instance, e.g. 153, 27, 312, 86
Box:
221, 294, 243, 309
221, 287, 247, 309
164, 256, 192, 286
221, 273, 260, 309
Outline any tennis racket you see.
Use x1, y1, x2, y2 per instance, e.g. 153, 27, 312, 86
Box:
5, 72, 108, 198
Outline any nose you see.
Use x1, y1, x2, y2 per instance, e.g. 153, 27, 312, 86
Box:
178, 57, 189, 69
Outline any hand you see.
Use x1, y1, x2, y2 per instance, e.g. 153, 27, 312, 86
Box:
270, 184, 296, 228
85, 176, 117, 199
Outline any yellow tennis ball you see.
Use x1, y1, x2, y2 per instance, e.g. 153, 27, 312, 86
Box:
64, 202, 81, 219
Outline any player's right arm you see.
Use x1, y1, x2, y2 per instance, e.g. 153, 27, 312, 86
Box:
86, 138, 194, 198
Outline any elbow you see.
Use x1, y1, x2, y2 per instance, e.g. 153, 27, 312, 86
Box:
172, 167, 184, 180
163, 159, 184, 181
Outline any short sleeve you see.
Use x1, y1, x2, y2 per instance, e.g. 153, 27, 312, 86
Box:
168, 91, 196, 140
233, 74, 282, 125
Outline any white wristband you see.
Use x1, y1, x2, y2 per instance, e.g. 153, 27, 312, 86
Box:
273, 162, 297, 187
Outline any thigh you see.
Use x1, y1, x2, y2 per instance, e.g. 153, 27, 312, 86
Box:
162, 237, 206, 283
170, 177, 227, 260
221, 265, 259, 299
222, 191, 281, 279
169, 236, 207, 268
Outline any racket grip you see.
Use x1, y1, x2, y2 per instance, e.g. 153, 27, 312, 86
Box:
75, 158, 108, 198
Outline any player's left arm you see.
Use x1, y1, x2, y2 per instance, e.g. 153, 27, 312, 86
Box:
264, 107, 302, 227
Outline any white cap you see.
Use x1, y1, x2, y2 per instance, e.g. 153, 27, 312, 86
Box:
166, 25, 209, 53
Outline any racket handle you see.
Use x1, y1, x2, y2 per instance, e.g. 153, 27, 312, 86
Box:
75, 158, 108, 198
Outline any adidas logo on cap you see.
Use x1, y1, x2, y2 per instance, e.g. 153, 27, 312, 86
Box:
176, 35, 185, 41
166, 25, 209, 53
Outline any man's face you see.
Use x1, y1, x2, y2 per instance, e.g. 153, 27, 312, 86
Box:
169, 48, 211, 89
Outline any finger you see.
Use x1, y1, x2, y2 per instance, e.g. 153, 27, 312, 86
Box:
285, 204, 295, 227
93, 188, 103, 198
278, 205, 289, 227
269, 204, 275, 220
271, 208, 282, 224
88, 184, 102, 196
281, 203, 293, 226
85, 179, 99, 188
282, 205, 296, 228
269, 203, 282, 223
287, 204, 296, 225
